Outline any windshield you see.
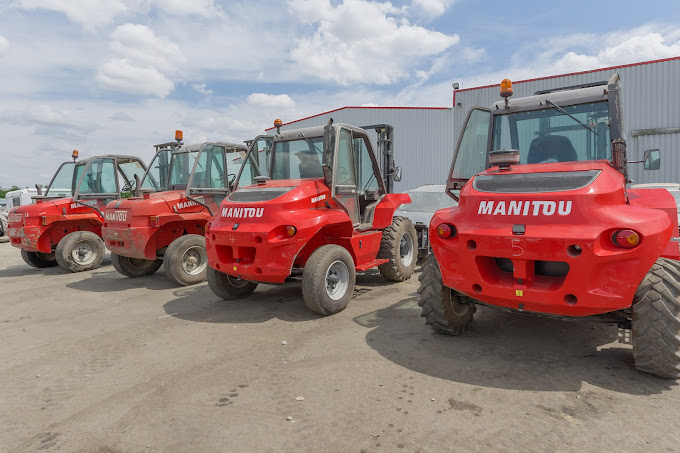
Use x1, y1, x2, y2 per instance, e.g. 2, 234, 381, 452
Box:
492, 101, 611, 164
75, 158, 118, 196
271, 137, 324, 180
118, 159, 146, 193
141, 148, 172, 191
45, 162, 76, 197
190, 144, 228, 189
399, 190, 457, 212
169, 149, 199, 188
236, 137, 272, 188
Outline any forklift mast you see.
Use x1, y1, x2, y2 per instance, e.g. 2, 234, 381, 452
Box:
361, 124, 397, 194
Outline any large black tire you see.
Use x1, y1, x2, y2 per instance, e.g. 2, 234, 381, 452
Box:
55, 231, 105, 273
632, 258, 680, 378
111, 252, 162, 277
163, 234, 208, 286
377, 216, 417, 282
417, 253, 476, 335
21, 249, 58, 268
207, 267, 258, 299
302, 245, 356, 316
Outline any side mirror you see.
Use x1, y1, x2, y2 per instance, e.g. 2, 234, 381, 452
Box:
643, 149, 660, 170
392, 166, 402, 182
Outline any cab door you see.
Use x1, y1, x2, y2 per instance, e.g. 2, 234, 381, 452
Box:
448, 107, 491, 198
332, 127, 360, 226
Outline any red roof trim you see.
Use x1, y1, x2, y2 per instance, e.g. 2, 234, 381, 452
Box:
265, 106, 449, 130
454, 56, 680, 95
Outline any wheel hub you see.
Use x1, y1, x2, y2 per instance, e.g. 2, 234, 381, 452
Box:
181, 245, 207, 275
399, 232, 414, 267
325, 260, 349, 300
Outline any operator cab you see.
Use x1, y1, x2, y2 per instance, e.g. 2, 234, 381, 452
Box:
448, 75, 661, 198
232, 122, 389, 229
184, 141, 251, 208
73, 155, 147, 204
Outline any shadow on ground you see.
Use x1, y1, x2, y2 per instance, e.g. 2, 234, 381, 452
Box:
0, 256, 113, 279
163, 269, 397, 324
354, 297, 677, 395
66, 267, 178, 292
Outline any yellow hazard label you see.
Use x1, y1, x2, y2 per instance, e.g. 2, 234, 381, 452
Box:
233, 266, 238, 271
515, 290, 523, 297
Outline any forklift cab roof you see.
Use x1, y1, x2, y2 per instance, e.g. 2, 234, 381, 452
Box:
491, 84, 609, 115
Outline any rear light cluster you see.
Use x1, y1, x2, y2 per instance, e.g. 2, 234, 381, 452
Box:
436, 223, 457, 239
285, 226, 297, 238
149, 216, 161, 228
611, 229, 640, 248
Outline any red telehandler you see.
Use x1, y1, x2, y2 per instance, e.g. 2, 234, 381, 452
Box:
205, 120, 417, 315
419, 74, 680, 378
8, 152, 147, 272
102, 131, 258, 285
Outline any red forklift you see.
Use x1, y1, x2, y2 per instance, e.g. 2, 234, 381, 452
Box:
102, 131, 256, 285
205, 120, 417, 316
419, 74, 680, 378
7, 152, 147, 272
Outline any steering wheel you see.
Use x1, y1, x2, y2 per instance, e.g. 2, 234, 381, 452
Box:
228, 173, 236, 185
121, 181, 134, 192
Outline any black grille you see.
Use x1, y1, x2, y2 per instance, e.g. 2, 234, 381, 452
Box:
228, 187, 293, 202
473, 170, 600, 193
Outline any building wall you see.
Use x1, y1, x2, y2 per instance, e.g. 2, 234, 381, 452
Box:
274, 57, 680, 192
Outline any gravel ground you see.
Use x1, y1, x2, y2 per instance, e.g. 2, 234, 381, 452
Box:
0, 242, 678, 452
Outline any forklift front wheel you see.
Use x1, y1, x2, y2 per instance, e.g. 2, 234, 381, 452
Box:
302, 245, 356, 316
164, 234, 209, 286
207, 267, 258, 300
55, 231, 105, 273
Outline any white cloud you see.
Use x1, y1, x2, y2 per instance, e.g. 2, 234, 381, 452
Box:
96, 24, 186, 97
288, 0, 459, 85
15, 0, 221, 29
0, 35, 10, 57
109, 112, 135, 122
192, 83, 213, 95
97, 59, 175, 97
409, 0, 455, 18
17, 0, 134, 29
247, 93, 296, 109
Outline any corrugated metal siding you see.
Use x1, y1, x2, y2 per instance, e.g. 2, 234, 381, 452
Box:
275, 108, 455, 192
454, 58, 680, 184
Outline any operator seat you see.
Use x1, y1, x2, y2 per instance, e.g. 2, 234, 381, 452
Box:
527, 135, 577, 164
298, 155, 323, 178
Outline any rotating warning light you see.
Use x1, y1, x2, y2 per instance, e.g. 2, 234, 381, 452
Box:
175, 130, 183, 141
500, 79, 513, 98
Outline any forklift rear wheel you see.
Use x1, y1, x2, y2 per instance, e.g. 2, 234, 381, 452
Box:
55, 231, 105, 272
377, 216, 418, 282
111, 253, 162, 277
302, 245, 356, 316
418, 253, 476, 335
21, 249, 58, 268
163, 234, 209, 286
207, 267, 258, 299
632, 257, 680, 378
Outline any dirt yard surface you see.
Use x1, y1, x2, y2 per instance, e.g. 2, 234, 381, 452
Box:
1, 243, 678, 453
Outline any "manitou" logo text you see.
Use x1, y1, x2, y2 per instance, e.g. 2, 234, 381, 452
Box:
105, 210, 128, 222
478, 200, 572, 216
174, 196, 204, 211
70, 199, 98, 210
221, 207, 264, 218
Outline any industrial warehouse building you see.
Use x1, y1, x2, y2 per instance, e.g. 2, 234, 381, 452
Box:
269, 57, 680, 192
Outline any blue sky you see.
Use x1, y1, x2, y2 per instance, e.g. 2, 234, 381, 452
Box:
1, 0, 679, 187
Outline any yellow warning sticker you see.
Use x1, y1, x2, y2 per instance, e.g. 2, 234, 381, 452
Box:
515, 290, 523, 297
233, 266, 238, 271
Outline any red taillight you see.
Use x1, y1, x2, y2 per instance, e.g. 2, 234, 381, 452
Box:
612, 229, 640, 248
436, 223, 456, 238
285, 225, 297, 237
150, 216, 161, 228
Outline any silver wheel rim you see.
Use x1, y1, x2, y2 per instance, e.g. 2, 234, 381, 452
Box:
326, 260, 349, 301
181, 245, 207, 275
227, 275, 250, 288
399, 231, 414, 267
72, 240, 96, 265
